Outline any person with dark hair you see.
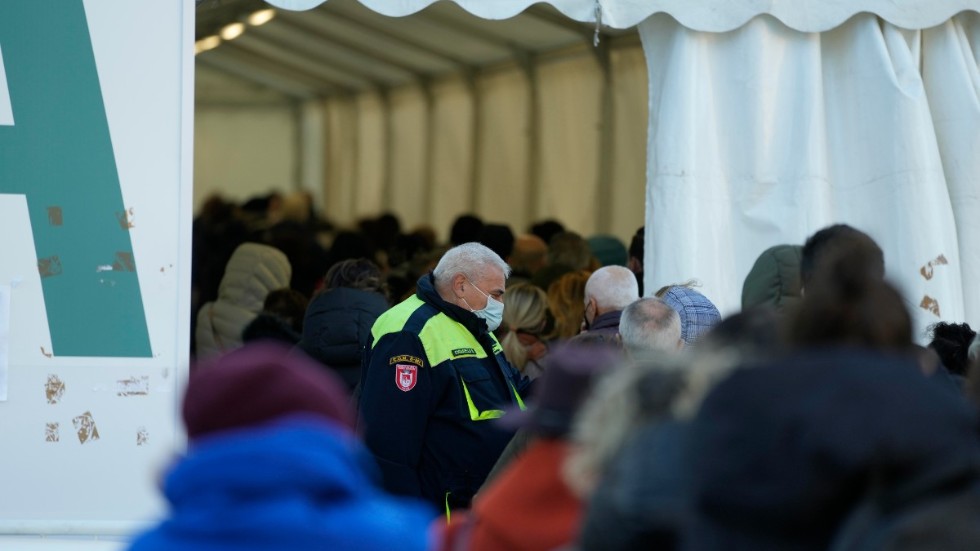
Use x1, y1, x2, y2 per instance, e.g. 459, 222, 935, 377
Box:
326, 230, 375, 269
685, 348, 980, 551
529, 219, 565, 247
790, 245, 911, 351
242, 288, 309, 346
264, 195, 329, 298
628, 226, 644, 296
699, 307, 785, 359
479, 223, 516, 263
127, 342, 436, 551
800, 224, 884, 293
450, 214, 484, 246
509, 234, 549, 282
299, 259, 389, 391
532, 231, 594, 291
239, 191, 281, 232
362, 213, 403, 265
929, 322, 977, 377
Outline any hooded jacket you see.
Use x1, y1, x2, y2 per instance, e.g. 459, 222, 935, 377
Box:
127, 417, 436, 551
195, 243, 291, 358
741, 244, 803, 311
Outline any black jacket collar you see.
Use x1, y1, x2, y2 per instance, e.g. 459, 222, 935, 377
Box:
416, 273, 489, 336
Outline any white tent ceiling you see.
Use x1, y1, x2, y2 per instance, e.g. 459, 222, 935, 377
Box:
196, 0, 638, 102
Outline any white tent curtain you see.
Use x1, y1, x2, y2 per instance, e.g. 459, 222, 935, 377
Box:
194, 106, 297, 205
320, 49, 648, 242
536, 56, 602, 233
640, 12, 980, 337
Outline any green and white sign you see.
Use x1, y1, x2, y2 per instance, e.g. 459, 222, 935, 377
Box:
0, 0, 193, 539
0, 1, 150, 357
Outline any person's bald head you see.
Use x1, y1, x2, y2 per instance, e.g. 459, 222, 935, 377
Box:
584, 266, 639, 316
620, 297, 683, 355
510, 234, 548, 277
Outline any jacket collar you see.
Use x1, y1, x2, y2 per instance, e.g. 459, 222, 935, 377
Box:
589, 310, 622, 332
416, 273, 489, 335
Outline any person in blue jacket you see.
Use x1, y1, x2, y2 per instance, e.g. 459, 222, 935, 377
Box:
128, 342, 436, 551
359, 242, 530, 515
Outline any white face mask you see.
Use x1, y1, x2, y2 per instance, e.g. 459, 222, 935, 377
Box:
463, 277, 504, 331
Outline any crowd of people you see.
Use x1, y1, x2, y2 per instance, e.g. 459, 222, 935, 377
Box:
132, 191, 980, 550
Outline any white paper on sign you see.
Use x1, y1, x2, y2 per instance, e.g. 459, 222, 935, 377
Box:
0, 284, 9, 401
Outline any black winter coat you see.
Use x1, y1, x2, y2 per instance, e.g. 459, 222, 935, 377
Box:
299, 287, 388, 390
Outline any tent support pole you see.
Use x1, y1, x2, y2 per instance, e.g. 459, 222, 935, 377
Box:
292, 100, 304, 192
421, 79, 437, 224
380, 88, 394, 213
349, 95, 361, 222
467, 71, 483, 214
322, 97, 334, 222
517, 51, 541, 231
594, 41, 615, 234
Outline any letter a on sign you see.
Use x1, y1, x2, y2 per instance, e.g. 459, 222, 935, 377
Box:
0, 2, 151, 357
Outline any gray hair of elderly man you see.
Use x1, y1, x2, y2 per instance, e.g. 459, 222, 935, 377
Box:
584, 265, 639, 312
620, 297, 683, 354
432, 242, 512, 285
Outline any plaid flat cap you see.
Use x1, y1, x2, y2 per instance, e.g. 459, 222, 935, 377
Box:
661, 286, 721, 345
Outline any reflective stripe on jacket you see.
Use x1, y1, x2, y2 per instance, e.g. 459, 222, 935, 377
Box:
358, 273, 529, 511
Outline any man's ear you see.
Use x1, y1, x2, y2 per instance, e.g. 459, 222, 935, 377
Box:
452, 273, 468, 297
676, 338, 685, 351
586, 296, 597, 317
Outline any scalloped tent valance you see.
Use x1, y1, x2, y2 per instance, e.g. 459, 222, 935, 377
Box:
265, 0, 979, 31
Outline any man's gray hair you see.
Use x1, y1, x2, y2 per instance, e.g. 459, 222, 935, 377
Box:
620, 297, 682, 354
433, 242, 511, 284
584, 266, 639, 311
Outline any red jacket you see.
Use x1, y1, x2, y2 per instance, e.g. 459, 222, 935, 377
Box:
439, 439, 582, 551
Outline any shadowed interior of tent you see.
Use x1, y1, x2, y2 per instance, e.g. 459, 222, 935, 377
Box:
193, 0, 648, 243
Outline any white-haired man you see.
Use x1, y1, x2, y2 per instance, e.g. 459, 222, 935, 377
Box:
619, 297, 684, 356
573, 265, 640, 344
359, 243, 529, 513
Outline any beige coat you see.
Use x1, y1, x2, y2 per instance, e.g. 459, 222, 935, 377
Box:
195, 243, 291, 358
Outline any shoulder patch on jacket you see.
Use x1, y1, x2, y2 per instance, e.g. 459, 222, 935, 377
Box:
395, 363, 418, 392
451, 348, 477, 358
389, 355, 424, 368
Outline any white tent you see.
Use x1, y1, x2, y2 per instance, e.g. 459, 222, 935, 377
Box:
201, 0, 980, 337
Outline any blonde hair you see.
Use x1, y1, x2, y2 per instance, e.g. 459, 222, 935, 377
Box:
547, 270, 592, 340
654, 279, 700, 298
500, 283, 549, 372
